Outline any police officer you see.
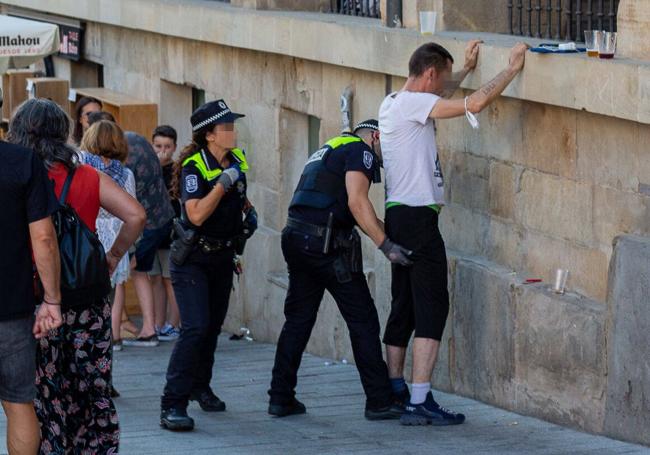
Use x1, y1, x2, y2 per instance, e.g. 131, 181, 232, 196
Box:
160, 100, 257, 431
268, 120, 412, 420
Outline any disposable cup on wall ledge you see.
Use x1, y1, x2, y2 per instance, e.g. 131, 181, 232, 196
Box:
584, 30, 602, 57
553, 269, 569, 294
598, 31, 617, 59
419, 11, 437, 35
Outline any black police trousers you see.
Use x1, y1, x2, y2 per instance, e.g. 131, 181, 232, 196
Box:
269, 227, 393, 410
161, 249, 234, 411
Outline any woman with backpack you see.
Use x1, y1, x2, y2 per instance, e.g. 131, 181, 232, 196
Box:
7, 99, 145, 454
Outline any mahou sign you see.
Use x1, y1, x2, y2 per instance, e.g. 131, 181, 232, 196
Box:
0, 15, 59, 58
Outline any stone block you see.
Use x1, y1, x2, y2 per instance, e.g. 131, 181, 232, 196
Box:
451, 258, 516, 407
488, 161, 517, 221
604, 235, 650, 446
514, 170, 593, 245
439, 204, 490, 257
447, 151, 490, 212
517, 103, 577, 179
484, 217, 524, 271
513, 287, 607, 433
574, 56, 639, 123
437, 95, 524, 163
615, 0, 650, 60
592, 185, 649, 248
521, 231, 609, 302
576, 111, 646, 192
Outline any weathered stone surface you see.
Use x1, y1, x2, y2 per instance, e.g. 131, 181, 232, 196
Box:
447, 151, 490, 212
439, 204, 490, 257
515, 170, 593, 244
484, 217, 524, 271
517, 103, 577, 179
513, 287, 607, 433
616, 0, 650, 60
521, 231, 609, 302
576, 111, 647, 192
604, 235, 650, 446
489, 160, 517, 221
592, 185, 649, 248
451, 258, 516, 407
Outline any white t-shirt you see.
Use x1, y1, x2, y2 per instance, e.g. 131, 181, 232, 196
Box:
379, 91, 444, 207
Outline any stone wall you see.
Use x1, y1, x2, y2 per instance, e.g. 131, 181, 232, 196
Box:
2, 0, 649, 445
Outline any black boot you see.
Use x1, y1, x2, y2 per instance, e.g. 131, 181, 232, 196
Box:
160, 408, 195, 431
190, 389, 226, 412
364, 402, 404, 421
268, 398, 307, 417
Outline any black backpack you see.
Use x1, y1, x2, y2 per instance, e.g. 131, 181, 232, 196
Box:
53, 167, 111, 306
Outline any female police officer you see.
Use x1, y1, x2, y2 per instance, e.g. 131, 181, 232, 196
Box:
160, 100, 257, 431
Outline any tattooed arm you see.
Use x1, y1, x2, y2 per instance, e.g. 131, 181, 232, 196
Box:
429, 43, 528, 119
440, 40, 482, 99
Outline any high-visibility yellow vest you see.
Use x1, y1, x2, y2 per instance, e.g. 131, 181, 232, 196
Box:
182, 148, 249, 181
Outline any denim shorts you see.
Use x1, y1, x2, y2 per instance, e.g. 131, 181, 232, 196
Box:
0, 315, 36, 403
134, 220, 173, 273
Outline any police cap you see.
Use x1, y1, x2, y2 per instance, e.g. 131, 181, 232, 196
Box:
191, 99, 245, 132
353, 119, 379, 134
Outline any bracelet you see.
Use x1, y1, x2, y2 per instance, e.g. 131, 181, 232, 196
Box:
43, 299, 61, 306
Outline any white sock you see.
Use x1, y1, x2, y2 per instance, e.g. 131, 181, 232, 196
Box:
411, 383, 430, 405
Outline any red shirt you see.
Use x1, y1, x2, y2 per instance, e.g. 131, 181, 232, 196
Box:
49, 163, 100, 232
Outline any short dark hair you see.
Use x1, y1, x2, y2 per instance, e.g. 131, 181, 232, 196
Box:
408, 43, 454, 77
152, 125, 177, 144
88, 111, 116, 126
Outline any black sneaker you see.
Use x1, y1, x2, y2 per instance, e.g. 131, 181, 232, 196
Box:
268, 398, 306, 417
364, 403, 403, 421
160, 408, 194, 431
400, 392, 465, 426
190, 390, 226, 412
393, 388, 411, 412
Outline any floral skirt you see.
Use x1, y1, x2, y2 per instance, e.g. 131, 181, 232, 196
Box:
35, 299, 120, 454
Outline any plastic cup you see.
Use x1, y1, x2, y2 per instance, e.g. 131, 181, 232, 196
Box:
598, 32, 617, 59
553, 269, 569, 294
584, 30, 602, 57
419, 11, 437, 35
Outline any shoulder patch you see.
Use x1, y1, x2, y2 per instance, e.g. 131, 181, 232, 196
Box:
363, 150, 374, 170
185, 174, 199, 193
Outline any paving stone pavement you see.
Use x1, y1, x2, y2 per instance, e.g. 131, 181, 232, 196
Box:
1, 335, 649, 454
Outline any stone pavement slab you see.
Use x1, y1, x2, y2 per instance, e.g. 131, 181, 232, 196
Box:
1, 335, 649, 454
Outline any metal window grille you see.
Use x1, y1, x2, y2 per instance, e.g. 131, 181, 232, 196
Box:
329, 0, 381, 18
507, 0, 619, 42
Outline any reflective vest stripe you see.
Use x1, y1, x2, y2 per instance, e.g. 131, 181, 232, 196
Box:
324, 136, 362, 149
182, 148, 249, 181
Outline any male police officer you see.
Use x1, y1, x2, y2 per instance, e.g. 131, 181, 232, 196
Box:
268, 120, 412, 420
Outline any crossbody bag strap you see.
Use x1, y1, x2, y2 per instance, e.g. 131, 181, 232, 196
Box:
59, 166, 77, 205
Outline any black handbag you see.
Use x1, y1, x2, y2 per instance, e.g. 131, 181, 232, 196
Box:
52, 167, 111, 306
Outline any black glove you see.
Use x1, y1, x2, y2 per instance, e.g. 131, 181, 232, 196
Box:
243, 207, 258, 239
379, 238, 413, 266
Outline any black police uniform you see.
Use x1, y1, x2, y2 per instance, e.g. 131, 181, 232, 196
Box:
161, 101, 250, 426
268, 130, 395, 415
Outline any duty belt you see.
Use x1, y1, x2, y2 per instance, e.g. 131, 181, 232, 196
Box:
286, 217, 353, 246
198, 235, 237, 253
286, 217, 330, 238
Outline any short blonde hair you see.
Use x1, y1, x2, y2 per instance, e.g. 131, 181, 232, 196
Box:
80, 120, 128, 162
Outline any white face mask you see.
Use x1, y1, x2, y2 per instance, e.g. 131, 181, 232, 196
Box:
465, 97, 480, 130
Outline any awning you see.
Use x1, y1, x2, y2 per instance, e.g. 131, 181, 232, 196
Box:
0, 15, 60, 73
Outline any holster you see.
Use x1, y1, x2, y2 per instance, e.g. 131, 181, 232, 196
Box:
333, 229, 363, 283
170, 218, 198, 266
